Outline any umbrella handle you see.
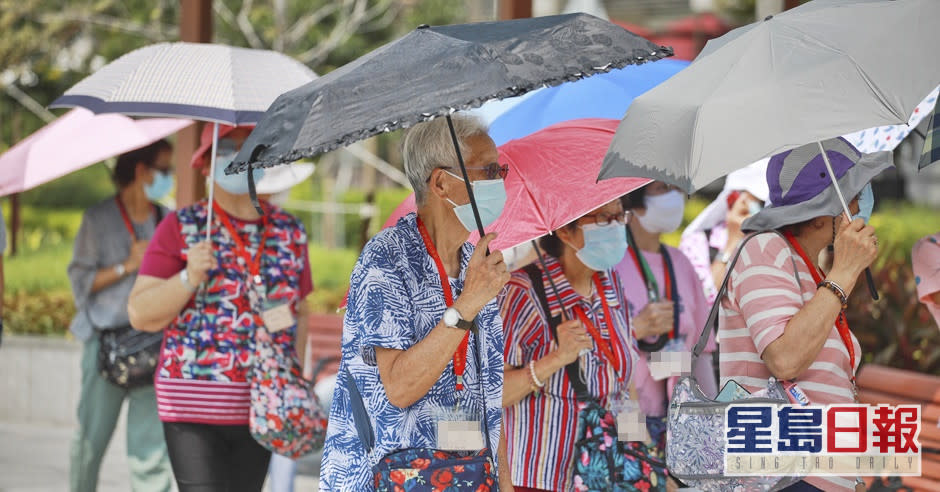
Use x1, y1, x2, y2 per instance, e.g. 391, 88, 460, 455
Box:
205, 122, 219, 243
817, 141, 879, 301
445, 115, 489, 255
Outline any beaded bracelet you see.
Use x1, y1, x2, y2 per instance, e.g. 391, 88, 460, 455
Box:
528, 360, 545, 390
818, 279, 848, 311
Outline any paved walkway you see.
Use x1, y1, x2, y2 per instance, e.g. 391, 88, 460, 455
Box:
0, 414, 320, 491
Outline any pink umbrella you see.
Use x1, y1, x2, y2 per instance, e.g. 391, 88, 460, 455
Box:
385, 118, 652, 250
338, 118, 650, 311
0, 108, 192, 196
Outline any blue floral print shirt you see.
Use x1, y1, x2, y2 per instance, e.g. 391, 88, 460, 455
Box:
319, 213, 505, 491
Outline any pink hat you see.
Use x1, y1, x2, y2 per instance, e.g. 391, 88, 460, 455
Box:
190, 124, 255, 169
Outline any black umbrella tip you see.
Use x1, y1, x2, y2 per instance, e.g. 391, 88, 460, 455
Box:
764, 14, 774, 21
417, 24, 430, 29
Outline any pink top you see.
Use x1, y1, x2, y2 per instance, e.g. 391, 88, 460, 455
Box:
614, 245, 715, 417
719, 232, 861, 492
913, 232, 940, 328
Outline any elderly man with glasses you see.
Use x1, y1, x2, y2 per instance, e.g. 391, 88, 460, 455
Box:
320, 114, 514, 491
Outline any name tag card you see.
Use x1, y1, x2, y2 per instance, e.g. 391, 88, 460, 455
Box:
261, 303, 294, 333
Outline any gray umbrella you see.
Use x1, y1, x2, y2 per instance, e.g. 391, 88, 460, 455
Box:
228, 13, 671, 237
598, 0, 939, 192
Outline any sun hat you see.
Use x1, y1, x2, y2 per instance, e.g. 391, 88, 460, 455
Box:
742, 137, 893, 232
190, 124, 254, 169
255, 163, 315, 195
682, 158, 770, 239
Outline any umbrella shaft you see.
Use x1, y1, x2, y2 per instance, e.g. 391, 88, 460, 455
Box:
445, 115, 488, 254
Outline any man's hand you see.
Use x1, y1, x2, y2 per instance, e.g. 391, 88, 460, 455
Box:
454, 233, 510, 320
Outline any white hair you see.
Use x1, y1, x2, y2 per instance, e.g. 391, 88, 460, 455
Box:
402, 114, 489, 205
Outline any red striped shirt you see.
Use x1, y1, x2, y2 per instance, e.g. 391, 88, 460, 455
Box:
154, 377, 251, 425
500, 256, 635, 491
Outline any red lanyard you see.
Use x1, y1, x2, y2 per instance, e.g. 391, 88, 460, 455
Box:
783, 230, 856, 380
115, 197, 154, 241
416, 217, 471, 391
625, 243, 677, 339
571, 274, 626, 383
212, 201, 270, 286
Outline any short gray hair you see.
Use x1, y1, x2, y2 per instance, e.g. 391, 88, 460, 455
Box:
402, 114, 489, 205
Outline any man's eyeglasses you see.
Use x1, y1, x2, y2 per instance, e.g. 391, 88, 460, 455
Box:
581, 211, 629, 226
429, 163, 509, 182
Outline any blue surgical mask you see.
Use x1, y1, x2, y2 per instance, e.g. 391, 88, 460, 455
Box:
853, 183, 874, 223
747, 200, 763, 216
145, 170, 173, 201
575, 223, 628, 272
444, 171, 507, 232
212, 149, 264, 195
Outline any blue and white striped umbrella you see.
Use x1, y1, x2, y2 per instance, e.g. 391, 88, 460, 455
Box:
51, 42, 315, 125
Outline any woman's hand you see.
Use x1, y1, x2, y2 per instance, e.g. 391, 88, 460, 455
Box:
632, 301, 674, 340
185, 241, 217, 287
554, 319, 594, 365
828, 217, 878, 294
124, 240, 150, 273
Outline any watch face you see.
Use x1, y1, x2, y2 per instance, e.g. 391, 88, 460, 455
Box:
443, 308, 458, 327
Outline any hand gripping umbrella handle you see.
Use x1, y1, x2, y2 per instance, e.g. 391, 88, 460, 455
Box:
817, 141, 879, 301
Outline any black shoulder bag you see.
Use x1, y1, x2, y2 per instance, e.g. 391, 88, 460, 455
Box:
95, 200, 165, 389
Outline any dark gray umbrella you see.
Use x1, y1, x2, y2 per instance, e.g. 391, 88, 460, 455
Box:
228, 13, 670, 237
230, 14, 669, 171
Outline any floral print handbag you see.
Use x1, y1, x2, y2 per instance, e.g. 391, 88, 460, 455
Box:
249, 324, 329, 459
666, 232, 801, 492
344, 330, 498, 492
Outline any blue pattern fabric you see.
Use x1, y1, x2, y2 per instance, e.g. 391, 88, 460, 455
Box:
320, 213, 505, 491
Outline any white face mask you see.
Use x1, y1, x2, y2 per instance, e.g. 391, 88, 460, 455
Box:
636, 190, 685, 234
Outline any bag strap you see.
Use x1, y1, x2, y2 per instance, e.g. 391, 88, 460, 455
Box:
522, 263, 592, 401
692, 230, 801, 359
344, 366, 376, 453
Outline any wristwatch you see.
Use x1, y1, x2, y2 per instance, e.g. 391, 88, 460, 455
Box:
180, 269, 198, 292
114, 263, 126, 277
443, 306, 473, 331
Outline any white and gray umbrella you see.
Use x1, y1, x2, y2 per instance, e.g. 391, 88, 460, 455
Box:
51, 42, 314, 125
51, 42, 317, 239
598, 0, 940, 192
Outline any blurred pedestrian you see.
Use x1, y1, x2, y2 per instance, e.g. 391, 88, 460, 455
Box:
320, 115, 513, 491
127, 125, 314, 492
719, 138, 889, 492
68, 140, 174, 492
679, 161, 769, 304
615, 180, 717, 490
913, 231, 940, 328
0, 208, 6, 347
499, 199, 637, 492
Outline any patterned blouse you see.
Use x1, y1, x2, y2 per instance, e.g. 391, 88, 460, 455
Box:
319, 213, 505, 491
500, 255, 635, 491
139, 199, 312, 425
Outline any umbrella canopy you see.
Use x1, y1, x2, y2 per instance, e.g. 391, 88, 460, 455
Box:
598, 0, 940, 192
51, 42, 316, 125
228, 13, 672, 172
384, 118, 651, 251
487, 58, 689, 145
843, 85, 938, 153
920, 98, 940, 170
0, 108, 192, 196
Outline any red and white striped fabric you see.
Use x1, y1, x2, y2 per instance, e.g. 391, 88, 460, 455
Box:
154, 378, 251, 425
500, 256, 634, 491
719, 232, 860, 492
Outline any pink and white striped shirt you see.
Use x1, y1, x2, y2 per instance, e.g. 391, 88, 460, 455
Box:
719, 232, 860, 492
